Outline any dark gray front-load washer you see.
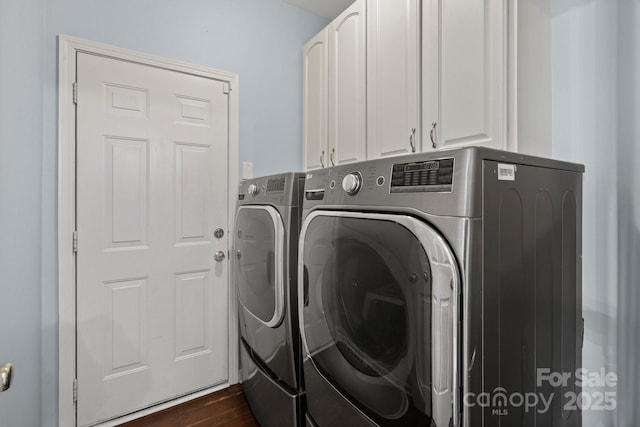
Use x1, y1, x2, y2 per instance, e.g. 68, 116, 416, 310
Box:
299, 148, 584, 426
234, 172, 305, 427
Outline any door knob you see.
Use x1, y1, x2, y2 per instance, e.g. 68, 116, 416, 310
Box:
0, 363, 12, 392
214, 251, 226, 262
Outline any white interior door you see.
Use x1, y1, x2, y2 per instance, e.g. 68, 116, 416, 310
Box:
75, 52, 229, 426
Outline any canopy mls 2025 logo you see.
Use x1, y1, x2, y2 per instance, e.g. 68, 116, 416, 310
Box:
463, 368, 618, 416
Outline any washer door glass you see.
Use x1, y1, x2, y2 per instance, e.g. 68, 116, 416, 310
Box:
235, 206, 285, 327
300, 212, 459, 427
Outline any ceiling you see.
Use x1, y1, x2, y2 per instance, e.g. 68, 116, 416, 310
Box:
283, 0, 355, 20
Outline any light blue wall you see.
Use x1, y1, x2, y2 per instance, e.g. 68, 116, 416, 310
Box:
1, 0, 327, 425
617, 1, 640, 424
0, 0, 45, 426
553, 1, 640, 424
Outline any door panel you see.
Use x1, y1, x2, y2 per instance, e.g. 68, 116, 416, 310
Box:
175, 144, 210, 243
104, 278, 148, 377
104, 137, 149, 248
175, 271, 210, 359
76, 52, 229, 426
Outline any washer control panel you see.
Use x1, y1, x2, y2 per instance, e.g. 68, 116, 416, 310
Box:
390, 158, 454, 193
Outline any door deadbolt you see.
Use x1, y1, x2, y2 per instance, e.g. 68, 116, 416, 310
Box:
214, 228, 224, 239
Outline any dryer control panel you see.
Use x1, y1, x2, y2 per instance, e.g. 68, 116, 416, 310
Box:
266, 176, 286, 193
390, 158, 454, 193
238, 172, 304, 207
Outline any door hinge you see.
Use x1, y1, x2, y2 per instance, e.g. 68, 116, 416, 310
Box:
72, 230, 78, 253
223, 82, 230, 95
73, 82, 78, 104
73, 378, 78, 403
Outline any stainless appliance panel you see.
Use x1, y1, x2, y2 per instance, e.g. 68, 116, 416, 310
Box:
480, 161, 583, 427
241, 339, 302, 427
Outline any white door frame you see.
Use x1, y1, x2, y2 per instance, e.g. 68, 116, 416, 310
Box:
57, 34, 240, 427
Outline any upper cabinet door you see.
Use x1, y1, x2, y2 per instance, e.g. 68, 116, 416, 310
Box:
304, 28, 328, 171
328, 0, 367, 167
367, 0, 420, 159
423, 0, 506, 152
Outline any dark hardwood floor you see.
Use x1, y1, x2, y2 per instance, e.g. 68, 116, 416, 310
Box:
118, 385, 259, 427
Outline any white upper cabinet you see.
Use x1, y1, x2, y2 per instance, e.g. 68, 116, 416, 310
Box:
303, 0, 510, 167
423, 0, 506, 152
304, 28, 328, 171
367, 0, 420, 159
304, 0, 366, 171
328, 0, 367, 167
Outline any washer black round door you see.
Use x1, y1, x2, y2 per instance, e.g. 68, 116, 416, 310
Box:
300, 211, 460, 427
236, 206, 285, 328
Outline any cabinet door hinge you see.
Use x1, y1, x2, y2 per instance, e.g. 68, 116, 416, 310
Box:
73, 82, 78, 104
223, 82, 230, 95
73, 378, 78, 403
72, 230, 78, 253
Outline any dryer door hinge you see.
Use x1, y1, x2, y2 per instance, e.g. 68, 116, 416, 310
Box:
73, 82, 78, 104
73, 378, 78, 403
72, 230, 78, 253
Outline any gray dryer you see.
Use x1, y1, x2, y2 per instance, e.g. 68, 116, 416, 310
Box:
299, 148, 584, 427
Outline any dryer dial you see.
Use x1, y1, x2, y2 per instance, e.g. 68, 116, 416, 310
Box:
247, 184, 259, 196
342, 172, 362, 196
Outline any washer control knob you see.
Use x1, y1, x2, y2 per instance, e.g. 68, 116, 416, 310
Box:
342, 172, 362, 196
247, 184, 259, 196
